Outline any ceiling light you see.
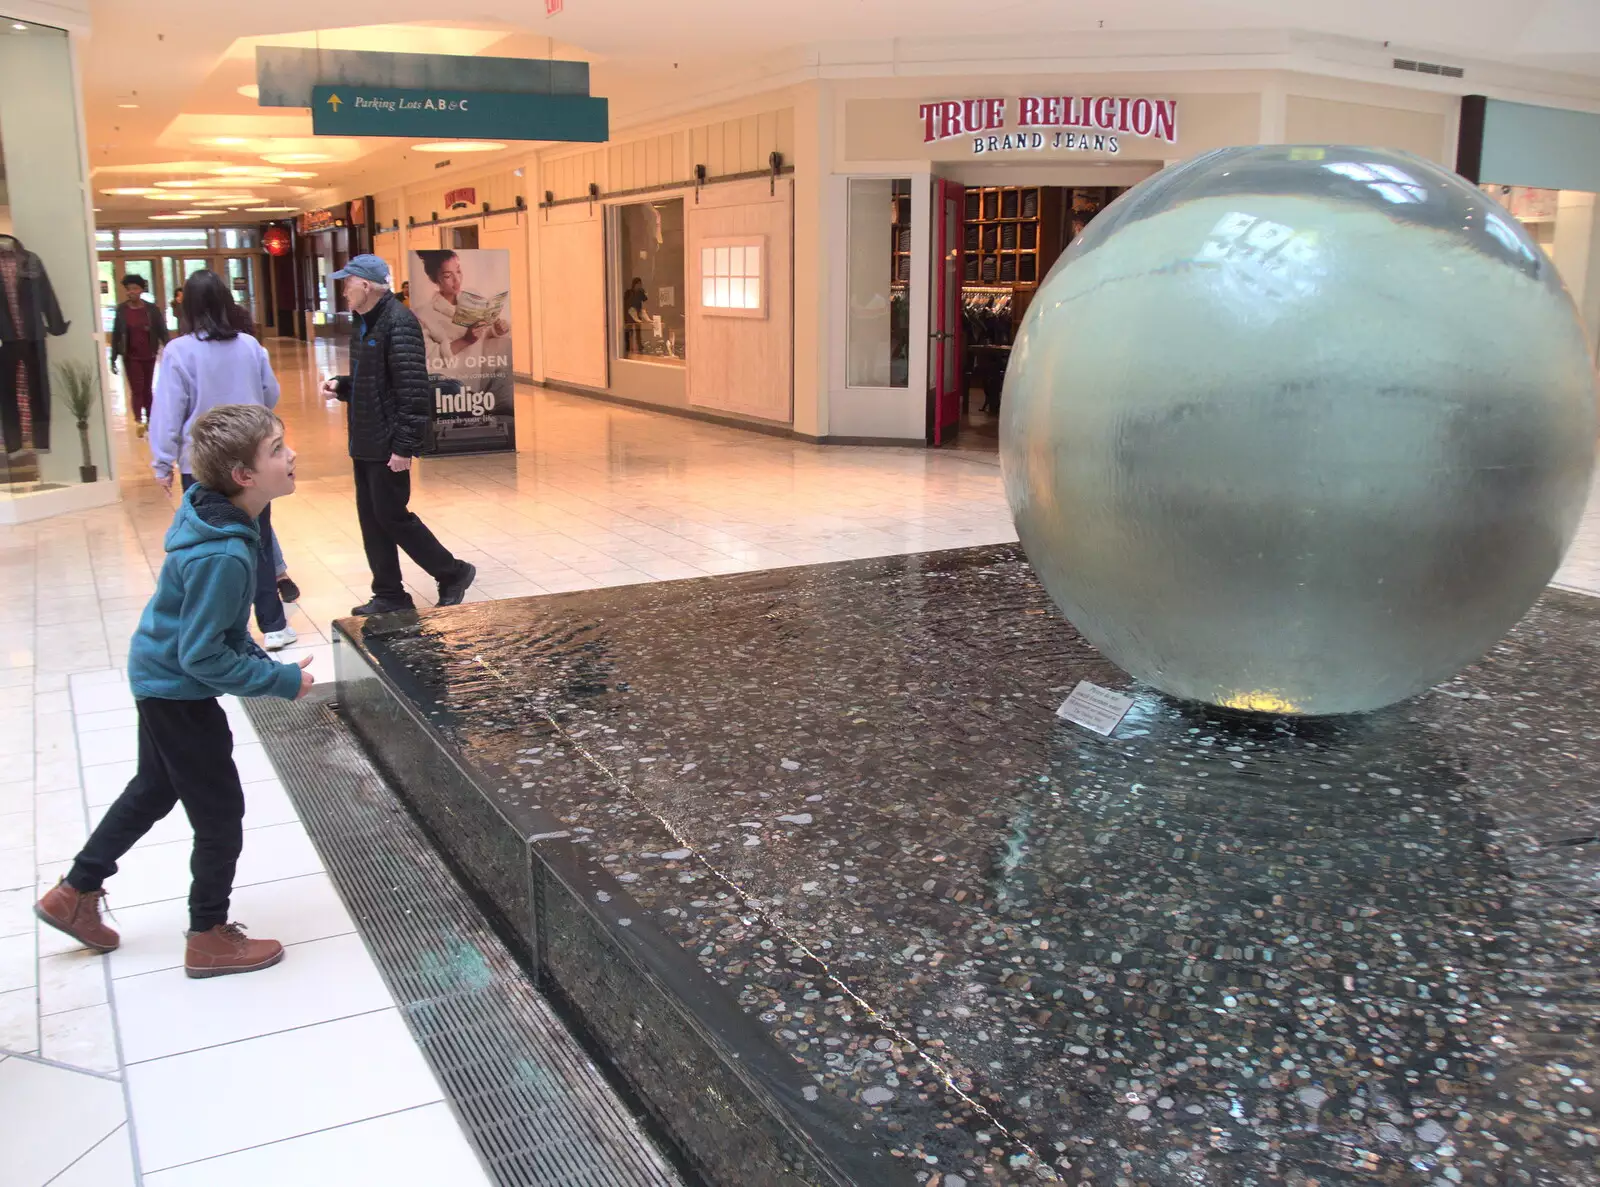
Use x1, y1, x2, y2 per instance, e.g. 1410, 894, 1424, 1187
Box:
210, 165, 279, 175
211, 137, 249, 146
102, 186, 159, 196
246, 206, 296, 213
149, 214, 201, 221
11, 22, 26, 30
261, 153, 330, 165
154, 180, 215, 188
238, 84, 260, 100
117, 103, 139, 109
274, 171, 317, 179
412, 141, 508, 153
176, 210, 217, 216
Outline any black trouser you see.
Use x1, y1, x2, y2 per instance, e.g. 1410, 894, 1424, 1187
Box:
0, 339, 51, 452
353, 459, 459, 604
181, 474, 286, 633
67, 698, 245, 933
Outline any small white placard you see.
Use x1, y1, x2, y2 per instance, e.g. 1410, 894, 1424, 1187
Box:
1056, 681, 1134, 737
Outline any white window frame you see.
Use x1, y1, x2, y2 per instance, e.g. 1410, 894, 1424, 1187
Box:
697, 235, 767, 319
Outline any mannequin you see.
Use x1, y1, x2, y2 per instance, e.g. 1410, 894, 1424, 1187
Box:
0, 233, 70, 455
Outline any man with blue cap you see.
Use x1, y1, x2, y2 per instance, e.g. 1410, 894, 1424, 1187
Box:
320, 255, 475, 614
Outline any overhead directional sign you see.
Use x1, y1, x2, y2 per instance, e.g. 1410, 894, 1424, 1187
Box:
311, 86, 608, 143
257, 47, 588, 108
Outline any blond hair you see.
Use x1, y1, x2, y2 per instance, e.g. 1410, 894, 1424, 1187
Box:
189, 405, 282, 495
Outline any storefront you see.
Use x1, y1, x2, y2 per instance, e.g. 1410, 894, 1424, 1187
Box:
0, 6, 115, 523
825, 72, 1457, 448
1458, 96, 1600, 360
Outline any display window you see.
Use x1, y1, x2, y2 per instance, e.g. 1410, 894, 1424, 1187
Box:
845, 178, 911, 388
1482, 183, 1598, 324
0, 16, 110, 511
614, 198, 686, 364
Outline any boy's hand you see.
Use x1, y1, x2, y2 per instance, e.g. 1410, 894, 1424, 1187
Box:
320, 377, 340, 402
295, 654, 314, 700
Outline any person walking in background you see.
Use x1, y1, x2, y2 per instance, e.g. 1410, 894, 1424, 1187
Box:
319, 254, 475, 615
150, 270, 296, 650
108, 275, 167, 438
36, 405, 311, 978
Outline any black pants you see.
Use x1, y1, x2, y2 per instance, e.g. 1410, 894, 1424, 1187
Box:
0, 339, 51, 452
68, 698, 245, 933
181, 474, 286, 633
353, 459, 459, 604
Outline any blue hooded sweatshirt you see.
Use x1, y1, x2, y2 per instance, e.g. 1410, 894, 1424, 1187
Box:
127, 483, 303, 702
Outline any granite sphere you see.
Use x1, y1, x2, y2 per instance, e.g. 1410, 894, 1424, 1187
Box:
1001, 145, 1598, 715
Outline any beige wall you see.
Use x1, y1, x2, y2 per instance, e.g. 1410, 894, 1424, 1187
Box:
1285, 95, 1450, 162
405, 167, 525, 219
686, 179, 794, 423
542, 107, 797, 202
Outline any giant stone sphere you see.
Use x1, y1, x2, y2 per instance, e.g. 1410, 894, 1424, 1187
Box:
1001, 145, 1598, 715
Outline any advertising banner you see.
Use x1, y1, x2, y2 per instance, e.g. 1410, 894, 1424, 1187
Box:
409, 248, 516, 456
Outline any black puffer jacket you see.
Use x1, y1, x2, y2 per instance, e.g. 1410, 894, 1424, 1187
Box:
332, 292, 430, 461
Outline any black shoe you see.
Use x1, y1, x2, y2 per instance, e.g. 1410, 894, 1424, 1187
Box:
350, 597, 414, 617
276, 576, 301, 604
437, 562, 477, 608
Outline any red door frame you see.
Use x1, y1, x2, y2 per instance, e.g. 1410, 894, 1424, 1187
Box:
929, 178, 965, 446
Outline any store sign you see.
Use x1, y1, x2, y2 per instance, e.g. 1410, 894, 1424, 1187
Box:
919, 95, 1179, 155
297, 207, 346, 234
350, 196, 370, 226
446, 187, 477, 210
312, 85, 607, 143
410, 249, 516, 456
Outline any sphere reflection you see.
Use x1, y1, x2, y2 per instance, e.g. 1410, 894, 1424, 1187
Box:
1000, 145, 1598, 715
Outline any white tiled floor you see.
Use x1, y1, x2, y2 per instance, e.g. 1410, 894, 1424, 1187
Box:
2, 335, 1595, 1185
0, 337, 1015, 1185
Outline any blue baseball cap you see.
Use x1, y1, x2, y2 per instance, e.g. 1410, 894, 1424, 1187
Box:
330, 254, 390, 284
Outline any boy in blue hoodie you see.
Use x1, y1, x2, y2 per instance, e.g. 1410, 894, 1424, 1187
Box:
36, 404, 313, 978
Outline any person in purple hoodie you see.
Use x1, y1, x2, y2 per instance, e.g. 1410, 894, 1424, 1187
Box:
149, 270, 295, 651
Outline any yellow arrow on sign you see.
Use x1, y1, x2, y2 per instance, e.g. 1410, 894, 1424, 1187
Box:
327, 93, 343, 112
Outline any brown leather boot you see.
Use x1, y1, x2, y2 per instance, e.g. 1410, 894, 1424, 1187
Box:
184, 923, 284, 979
35, 879, 120, 953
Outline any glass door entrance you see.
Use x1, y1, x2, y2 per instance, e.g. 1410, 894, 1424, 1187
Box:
99, 258, 154, 332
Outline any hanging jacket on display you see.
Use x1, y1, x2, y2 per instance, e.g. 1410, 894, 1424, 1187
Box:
0, 235, 71, 453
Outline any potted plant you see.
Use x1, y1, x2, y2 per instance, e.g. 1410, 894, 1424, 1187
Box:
54, 359, 101, 483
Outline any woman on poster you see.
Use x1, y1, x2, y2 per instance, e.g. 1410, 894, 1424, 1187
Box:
413, 250, 510, 376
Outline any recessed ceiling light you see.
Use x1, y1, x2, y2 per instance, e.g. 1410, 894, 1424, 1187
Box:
245, 206, 296, 213
176, 210, 216, 216
412, 141, 508, 153
102, 187, 159, 196
274, 171, 317, 179
210, 165, 278, 175
117, 103, 139, 109
11, 22, 26, 30
260, 153, 330, 164
154, 180, 214, 188
149, 214, 201, 221
238, 84, 260, 100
